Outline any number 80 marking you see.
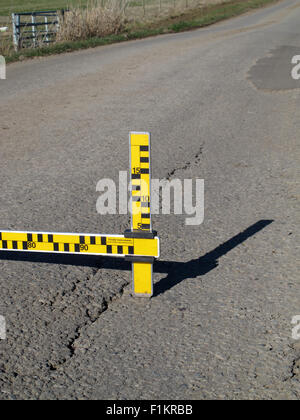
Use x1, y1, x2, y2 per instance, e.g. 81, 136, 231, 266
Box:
27, 242, 36, 249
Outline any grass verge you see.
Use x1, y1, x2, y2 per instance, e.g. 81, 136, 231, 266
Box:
3, 0, 281, 64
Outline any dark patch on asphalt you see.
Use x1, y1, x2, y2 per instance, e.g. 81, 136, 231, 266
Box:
248, 46, 300, 90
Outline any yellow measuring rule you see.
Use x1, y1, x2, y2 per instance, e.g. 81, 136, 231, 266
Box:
0, 231, 159, 258
130, 132, 152, 232
0, 132, 159, 297
128, 132, 155, 296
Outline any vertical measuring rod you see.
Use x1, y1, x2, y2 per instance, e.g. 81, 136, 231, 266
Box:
126, 132, 155, 297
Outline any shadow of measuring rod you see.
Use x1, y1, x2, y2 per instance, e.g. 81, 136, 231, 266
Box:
152, 219, 273, 296
0, 220, 273, 296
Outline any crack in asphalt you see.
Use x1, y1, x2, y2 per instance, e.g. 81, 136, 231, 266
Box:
291, 358, 300, 380
46, 272, 129, 372
166, 144, 204, 180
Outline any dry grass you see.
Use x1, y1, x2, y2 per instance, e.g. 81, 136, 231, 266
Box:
0, 39, 10, 56
0, 16, 11, 56
56, 0, 127, 42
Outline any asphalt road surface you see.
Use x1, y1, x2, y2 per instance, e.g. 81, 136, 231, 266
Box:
0, 0, 299, 400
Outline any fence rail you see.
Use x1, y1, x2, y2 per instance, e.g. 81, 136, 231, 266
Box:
12, 10, 65, 50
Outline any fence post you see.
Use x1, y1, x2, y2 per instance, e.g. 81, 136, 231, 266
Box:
45, 16, 49, 43
0, 55, 6, 80
12, 13, 20, 51
56, 10, 62, 32
31, 14, 37, 47
12, 13, 16, 50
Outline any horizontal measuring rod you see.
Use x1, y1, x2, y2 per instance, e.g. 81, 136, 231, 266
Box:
0, 231, 160, 259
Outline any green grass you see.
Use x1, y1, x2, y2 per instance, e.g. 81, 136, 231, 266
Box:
4, 28, 166, 62
2, 0, 281, 63
0, 0, 88, 16
169, 0, 281, 32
